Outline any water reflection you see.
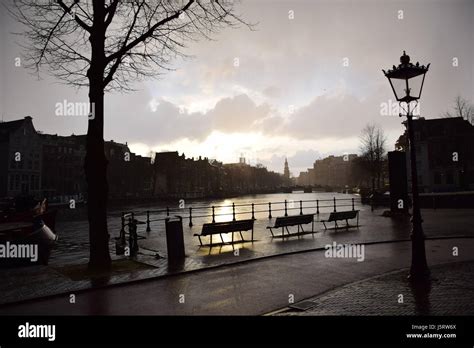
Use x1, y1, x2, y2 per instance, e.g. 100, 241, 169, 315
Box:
410, 276, 432, 315
55, 192, 365, 262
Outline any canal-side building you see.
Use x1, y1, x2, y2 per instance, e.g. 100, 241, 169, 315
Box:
41, 133, 86, 204
395, 117, 474, 193
153, 151, 221, 198
105, 140, 153, 199
0, 117, 154, 201
153, 151, 284, 198
0, 116, 42, 198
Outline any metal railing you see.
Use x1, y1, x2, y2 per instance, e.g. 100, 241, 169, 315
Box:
119, 197, 363, 233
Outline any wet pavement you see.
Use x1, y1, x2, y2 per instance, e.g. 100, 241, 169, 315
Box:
276, 260, 474, 316
1, 238, 473, 315
0, 195, 473, 306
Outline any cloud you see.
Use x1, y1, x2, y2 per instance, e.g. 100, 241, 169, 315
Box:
106, 92, 274, 145
284, 90, 404, 140
207, 94, 271, 132
262, 86, 282, 99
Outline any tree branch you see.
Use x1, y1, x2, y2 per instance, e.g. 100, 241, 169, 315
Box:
57, 0, 92, 33
106, 0, 194, 64
104, 0, 119, 28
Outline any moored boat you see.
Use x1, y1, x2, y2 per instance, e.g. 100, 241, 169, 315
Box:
0, 198, 58, 266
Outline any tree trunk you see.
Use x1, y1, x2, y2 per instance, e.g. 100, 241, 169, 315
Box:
85, 1, 111, 271
377, 169, 381, 189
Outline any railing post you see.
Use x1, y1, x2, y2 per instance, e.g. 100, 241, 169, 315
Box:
146, 210, 151, 232
352, 198, 355, 211
299, 200, 303, 215
212, 206, 215, 223
268, 202, 272, 219
316, 200, 319, 214
333, 197, 336, 212
189, 207, 193, 227
128, 217, 133, 256
251, 203, 255, 220
166, 206, 170, 217
120, 212, 125, 236
284, 200, 288, 217
232, 202, 236, 221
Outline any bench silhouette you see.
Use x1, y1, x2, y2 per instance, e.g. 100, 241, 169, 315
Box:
194, 219, 254, 246
321, 210, 359, 230
267, 214, 314, 237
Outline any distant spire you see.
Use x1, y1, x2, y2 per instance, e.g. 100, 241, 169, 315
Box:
284, 157, 290, 179
239, 153, 246, 164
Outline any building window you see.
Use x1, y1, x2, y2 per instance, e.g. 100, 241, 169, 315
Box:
446, 171, 454, 185
15, 175, 20, 190
434, 172, 441, 185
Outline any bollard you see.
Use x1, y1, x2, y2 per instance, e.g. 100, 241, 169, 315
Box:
166, 206, 170, 217
232, 202, 236, 221
251, 203, 255, 220
128, 217, 133, 255
165, 216, 185, 265
300, 200, 303, 215
212, 206, 215, 223
146, 210, 151, 232
268, 202, 272, 219
352, 198, 355, 211
284, 200, 288, 217
333, 197, 336, 212
316, 200, 319, 214
189, 207, 193, 227
116, 213, 126, 255
128, 217, 139, 256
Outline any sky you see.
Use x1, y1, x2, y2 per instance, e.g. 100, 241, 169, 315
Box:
1, 0, 473, 175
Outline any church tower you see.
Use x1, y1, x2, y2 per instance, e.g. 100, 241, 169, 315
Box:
284, 158, 290, 183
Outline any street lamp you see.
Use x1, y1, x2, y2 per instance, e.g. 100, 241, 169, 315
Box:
383, 51, 430, 280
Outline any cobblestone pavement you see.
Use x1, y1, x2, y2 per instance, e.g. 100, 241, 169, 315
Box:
0, 207, 473, 306
1, 239, 473, 315
276, 261, 474, 316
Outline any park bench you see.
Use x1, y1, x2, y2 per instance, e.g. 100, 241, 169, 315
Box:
321, 210, 359, 230
267, 214, 315, 237
194, 219, 254, 246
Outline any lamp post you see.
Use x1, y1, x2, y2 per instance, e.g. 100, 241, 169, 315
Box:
383, 51, 430, 280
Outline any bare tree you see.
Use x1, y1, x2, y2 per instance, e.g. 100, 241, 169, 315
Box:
359, 124, 387, 191
9, 0, 252, 271
443, 96, 474, 124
